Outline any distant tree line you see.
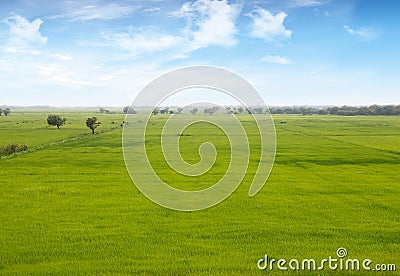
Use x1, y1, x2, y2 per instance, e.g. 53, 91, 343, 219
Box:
140, 105, 400, 116
268, 105, 400, 116
219, 105, 400, 116
4, 105, 400, 119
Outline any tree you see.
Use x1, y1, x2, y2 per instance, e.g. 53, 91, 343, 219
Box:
3, 108, 10, 116
253, 107, 264, 114
263, 105, 400, 116
327, 106, 339, 115
176, 107, 184, 114
86, 117, 101, 134
47, 114, 66, 129
122, 106, 137, 114
100, 107, 111, 114
123, 106, 137, 114
160, 107, 169, 114
190, 107, 198, 115
0, 108, 2, 116
203, 106, 219, 115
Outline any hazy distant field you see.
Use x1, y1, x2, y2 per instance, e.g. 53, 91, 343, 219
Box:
0, 111, 399, 274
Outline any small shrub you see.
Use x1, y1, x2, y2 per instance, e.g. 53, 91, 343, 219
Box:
0, 144, 28, 157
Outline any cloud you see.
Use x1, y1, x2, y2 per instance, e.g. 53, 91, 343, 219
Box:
344, 25, 376, 40
102, 0, 241, 57
71, 3, 136, 20
46, 2, 138, 21
247, 7, 292, 42
101, 27, 184, 55
35, 62, 104, 88
50, 54, 73, 61
142, 7, 161, 13
177, 0, 241, 50
291, 0, 328, 7
2, 13, 47, 52
261, 54, 292, 64
0, 59, 14, 72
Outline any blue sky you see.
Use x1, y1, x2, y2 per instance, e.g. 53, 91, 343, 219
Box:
0, 0, 399, 106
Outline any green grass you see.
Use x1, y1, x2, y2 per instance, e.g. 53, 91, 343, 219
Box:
0, 112, 123, 148
0, 112, 399, 274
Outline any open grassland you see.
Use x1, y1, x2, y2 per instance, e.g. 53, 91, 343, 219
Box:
0, 112, 399, 275
0, 112, 123, 148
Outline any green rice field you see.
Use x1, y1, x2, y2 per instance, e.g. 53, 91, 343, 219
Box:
0, 111, 399, 274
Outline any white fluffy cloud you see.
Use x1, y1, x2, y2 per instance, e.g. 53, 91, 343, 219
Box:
103, 0, 241, 56
247, 7, 292, 42
344, 25, 376, 40
178, 0, 241, 50
2, 13, 47, 52
101, 27, 184, 55
262, 54, 292, 64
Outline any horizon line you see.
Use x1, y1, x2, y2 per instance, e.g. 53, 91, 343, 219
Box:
2, 103, 400, 109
